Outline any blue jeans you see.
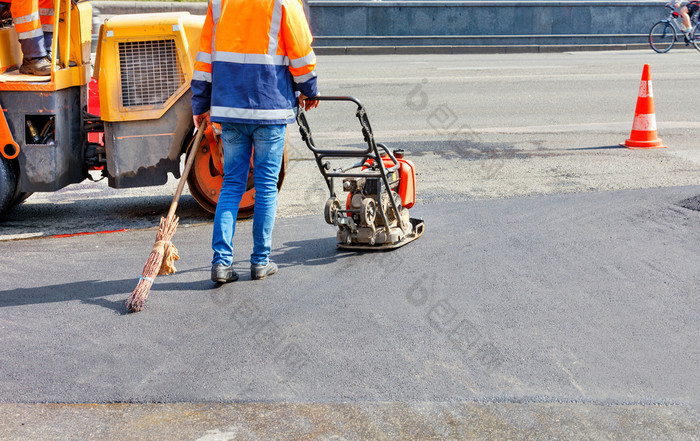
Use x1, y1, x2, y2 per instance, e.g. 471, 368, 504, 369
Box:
211, 123, 285, 267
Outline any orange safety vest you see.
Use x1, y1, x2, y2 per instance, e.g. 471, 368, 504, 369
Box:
191, 0, 318, 124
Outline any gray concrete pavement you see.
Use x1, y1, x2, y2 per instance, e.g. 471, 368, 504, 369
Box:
2, 402, 698, 440
1, 51, 699, 240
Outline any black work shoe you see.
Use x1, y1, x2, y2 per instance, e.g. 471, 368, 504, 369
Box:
211, 263, 239, 284
19, 57, 51, 76
251, 261, 278, 280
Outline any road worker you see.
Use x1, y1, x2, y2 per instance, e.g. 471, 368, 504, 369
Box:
191, 0, 320, 284
2, 0, 54, 75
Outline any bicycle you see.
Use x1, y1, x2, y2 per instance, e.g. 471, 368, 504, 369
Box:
649, 3, 700, 53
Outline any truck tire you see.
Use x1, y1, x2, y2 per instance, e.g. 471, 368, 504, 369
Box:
0, 157, 19, 216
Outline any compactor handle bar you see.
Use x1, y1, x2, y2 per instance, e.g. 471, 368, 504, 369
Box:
296, 96, 403, 210
297, 96, 374, 157
305, 95, 362, 105
296, 95, 400, 166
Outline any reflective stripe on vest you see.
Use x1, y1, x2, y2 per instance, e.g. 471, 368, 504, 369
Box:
213, 51, 289, 66
13, 12, 39, 25
211, 106, 295, 121
267, 0, 283, 55
18, 28, 44, 39
290, 51, 316, 69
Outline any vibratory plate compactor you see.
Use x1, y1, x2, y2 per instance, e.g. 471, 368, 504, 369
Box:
297, 96, 425, 250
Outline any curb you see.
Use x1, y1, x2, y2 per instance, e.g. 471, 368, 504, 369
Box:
315, 43, 653, 55
92, 1, 207, 15
92, 2, 658, 55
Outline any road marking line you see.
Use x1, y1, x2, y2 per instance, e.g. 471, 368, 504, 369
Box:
322, 73, 688, 83
0, 228, 131, 242
0, 232, 43, 241
50, 228, 129, 239
436, 65, 567, 70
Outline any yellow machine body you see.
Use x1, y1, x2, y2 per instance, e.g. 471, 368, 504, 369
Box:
0, 27, 21, 74
91, 12, 204, 188
95, 12, 204, 122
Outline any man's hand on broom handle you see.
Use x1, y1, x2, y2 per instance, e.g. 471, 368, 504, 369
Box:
193, 111, 210, 129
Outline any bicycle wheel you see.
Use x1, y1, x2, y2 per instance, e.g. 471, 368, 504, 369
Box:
692, 22, 700, 51
649, 21, 676, 53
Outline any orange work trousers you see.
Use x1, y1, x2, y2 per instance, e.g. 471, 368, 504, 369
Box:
9, 0, 53, 58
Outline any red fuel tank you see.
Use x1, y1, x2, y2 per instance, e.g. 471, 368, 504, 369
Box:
362, 154, 416, 209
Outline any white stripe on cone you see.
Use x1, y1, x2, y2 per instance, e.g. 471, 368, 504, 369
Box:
638, 81, 653, 98
632, 113, 657, 131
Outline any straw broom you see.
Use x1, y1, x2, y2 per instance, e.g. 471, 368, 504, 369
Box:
126, 122, 208, 312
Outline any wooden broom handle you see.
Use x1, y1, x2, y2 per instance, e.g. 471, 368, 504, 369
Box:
167, 121, 208, 220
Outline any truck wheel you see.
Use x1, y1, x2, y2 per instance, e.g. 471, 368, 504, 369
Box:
0, 157, 19, 216
185, 126, 289, 218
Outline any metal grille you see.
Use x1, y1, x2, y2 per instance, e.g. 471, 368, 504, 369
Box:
118, 39, 185, 108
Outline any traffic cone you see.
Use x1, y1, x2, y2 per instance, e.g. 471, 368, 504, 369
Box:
620, 64, 666, 149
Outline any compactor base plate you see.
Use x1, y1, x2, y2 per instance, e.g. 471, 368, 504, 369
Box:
337, 218, 425, 251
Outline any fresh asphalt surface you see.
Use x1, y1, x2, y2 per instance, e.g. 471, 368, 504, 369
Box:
3, 50, 700, 239
1, 51, 700, 439
4, 186, 698, 404
1, 187, 699, 438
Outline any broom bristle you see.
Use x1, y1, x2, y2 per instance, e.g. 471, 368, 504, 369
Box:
125, 216, 179, 312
